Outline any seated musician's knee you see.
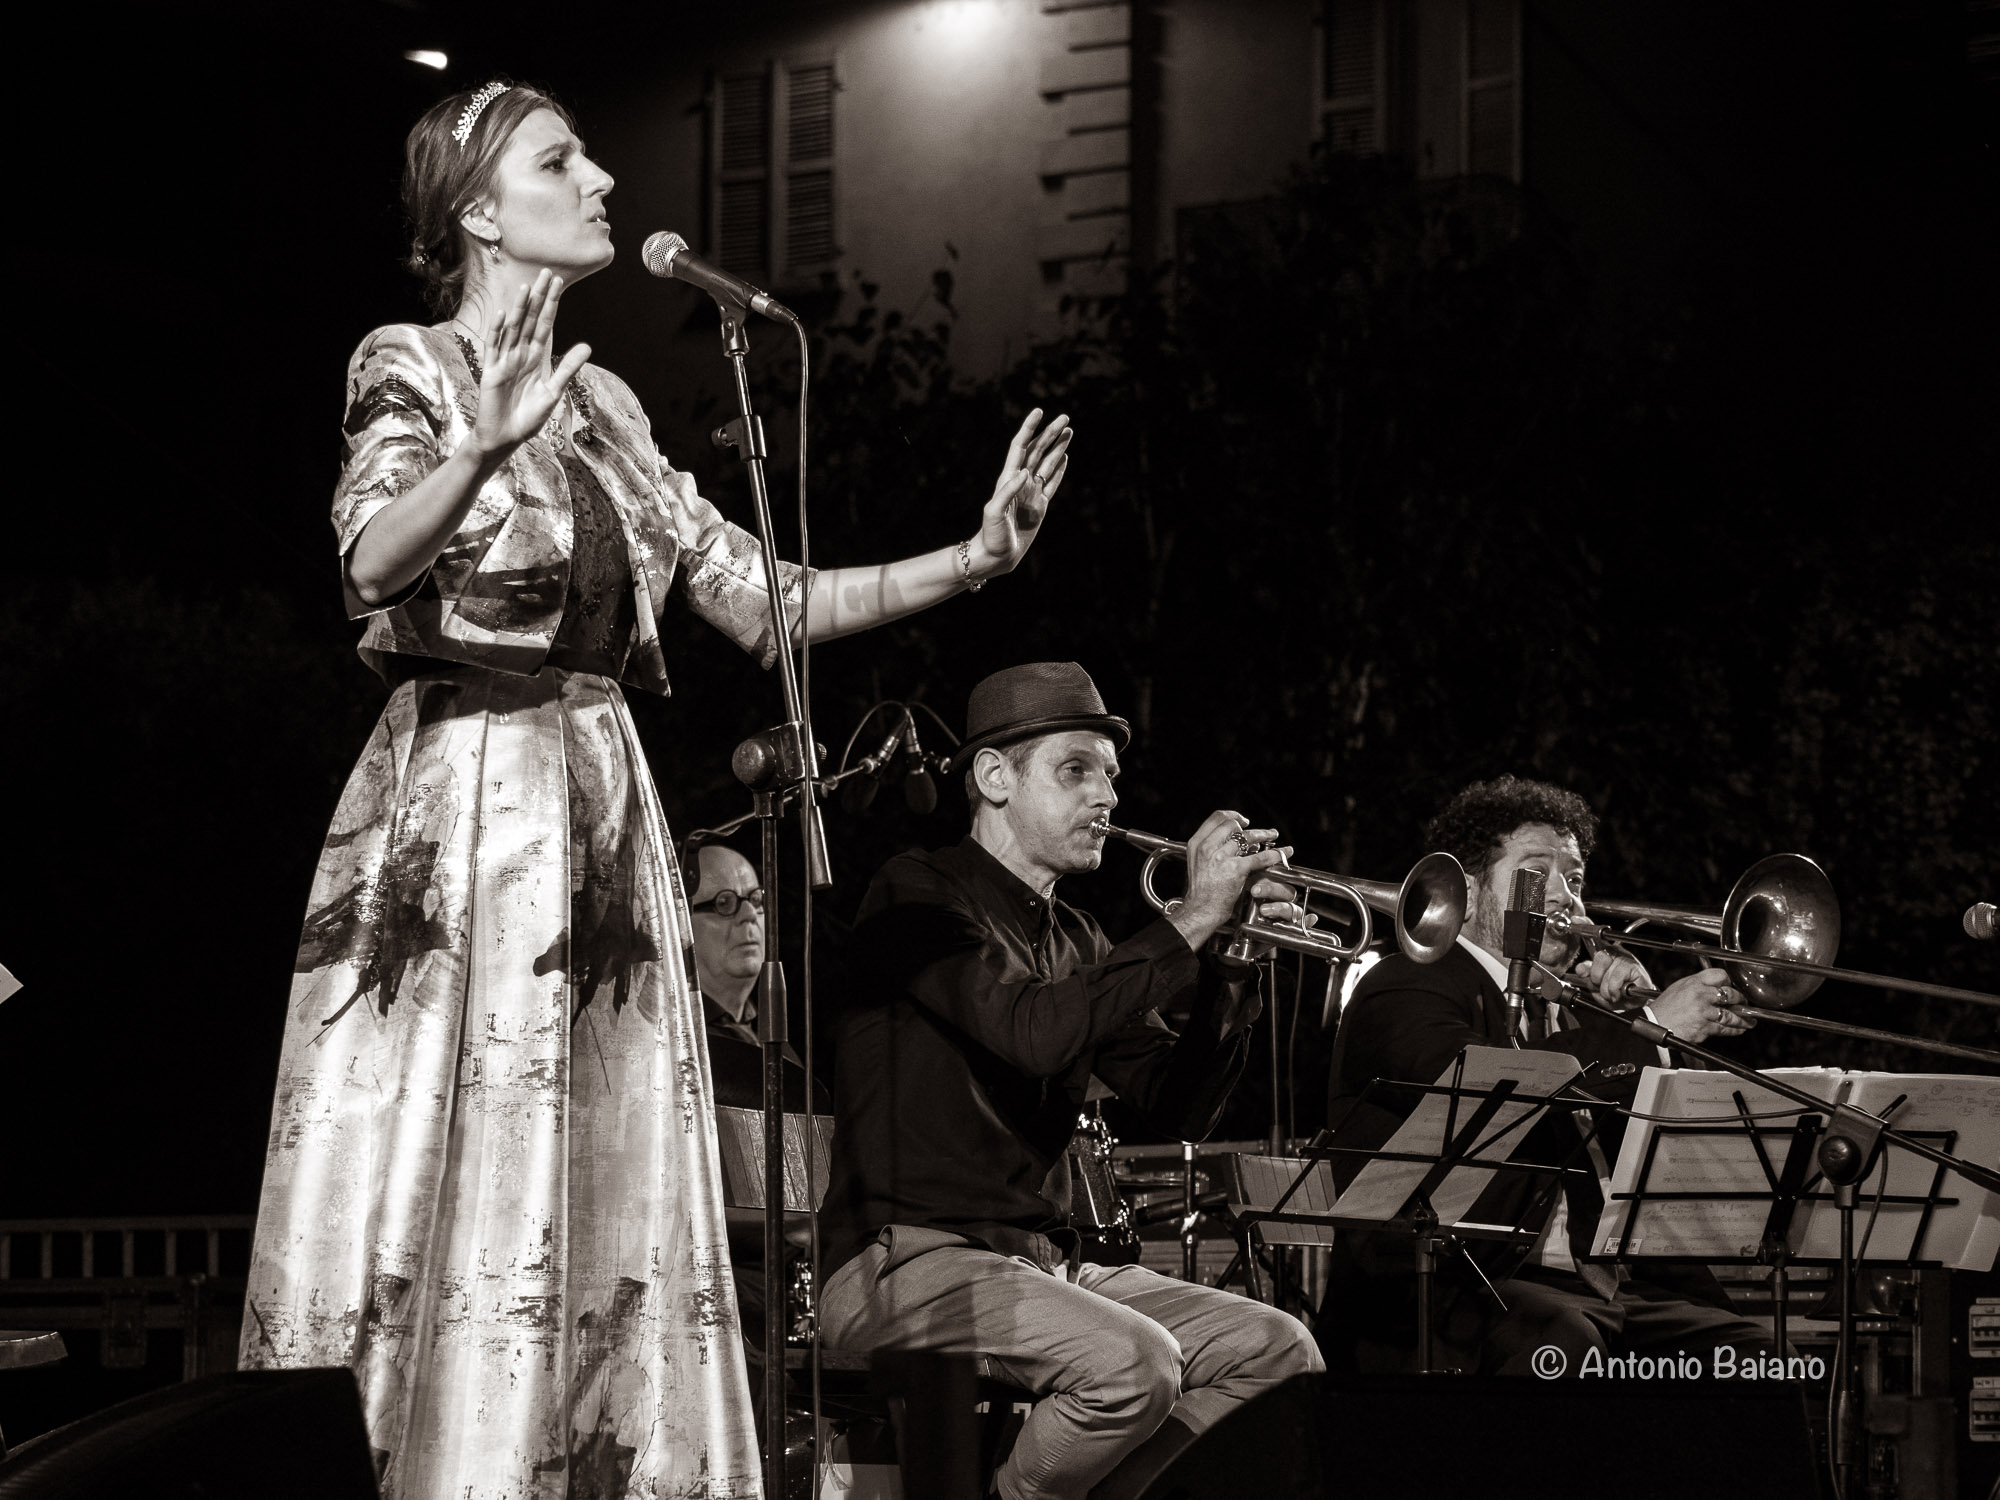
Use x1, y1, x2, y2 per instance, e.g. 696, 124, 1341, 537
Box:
1260, 1308, 1325, 1378
1092, 1317, 1183, 1425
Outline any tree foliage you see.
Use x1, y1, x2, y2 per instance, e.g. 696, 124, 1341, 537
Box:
655, 145, 1998, 1137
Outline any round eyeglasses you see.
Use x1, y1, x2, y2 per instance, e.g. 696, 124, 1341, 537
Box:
691, 887, 765, 917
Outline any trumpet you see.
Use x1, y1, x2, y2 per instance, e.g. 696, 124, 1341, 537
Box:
1089, 819, 1467, 965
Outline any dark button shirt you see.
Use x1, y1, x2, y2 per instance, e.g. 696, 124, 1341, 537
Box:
702, 995, 818, 1111
822, 836, 1254, 1277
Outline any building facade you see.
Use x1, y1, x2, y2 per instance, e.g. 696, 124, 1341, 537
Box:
592, 0, 1523, 378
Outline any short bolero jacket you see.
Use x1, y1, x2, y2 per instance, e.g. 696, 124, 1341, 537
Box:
332, 322, 810, 693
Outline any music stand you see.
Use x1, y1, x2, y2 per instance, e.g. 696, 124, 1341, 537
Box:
1594, 1070, 1993, 1355
1233, 1045, 1597, 1373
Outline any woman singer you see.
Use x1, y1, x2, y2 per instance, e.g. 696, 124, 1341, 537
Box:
238, 77, 1072, 1498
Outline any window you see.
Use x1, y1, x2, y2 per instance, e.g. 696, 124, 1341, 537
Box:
709, 59, 839, 282
784, 63, 836, 270
1321, 0, 1386, 154
1464, 0, 1519, 180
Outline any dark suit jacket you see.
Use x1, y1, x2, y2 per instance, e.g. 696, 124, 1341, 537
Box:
1317, 944, 1671, 1360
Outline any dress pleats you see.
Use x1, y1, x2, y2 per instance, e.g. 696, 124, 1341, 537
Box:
242, 666, 762, 1498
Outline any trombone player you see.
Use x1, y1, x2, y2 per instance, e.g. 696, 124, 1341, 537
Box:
818, 662, 1322, 1500
1318, 774, 1777, 1376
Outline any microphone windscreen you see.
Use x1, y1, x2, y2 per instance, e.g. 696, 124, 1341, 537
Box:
904, 770, 938, 816
840, 775, 880, 816
1967, 902, 1997, 940
641, 230, 687, 277
1509, 866, 1547, 912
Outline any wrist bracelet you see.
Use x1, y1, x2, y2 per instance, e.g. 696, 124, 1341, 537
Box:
956, 538, 986, 593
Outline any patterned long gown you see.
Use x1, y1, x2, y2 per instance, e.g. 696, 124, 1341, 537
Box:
241, 324, 805, 1499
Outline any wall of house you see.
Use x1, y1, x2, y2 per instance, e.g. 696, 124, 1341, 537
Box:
578, 0, 1322, 385
1153, 0, 1320, 242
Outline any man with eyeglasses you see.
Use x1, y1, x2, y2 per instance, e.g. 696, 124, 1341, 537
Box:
688, 842, 769, 1048
687, 840, 819, 1422
1317, 775, 1774, 1379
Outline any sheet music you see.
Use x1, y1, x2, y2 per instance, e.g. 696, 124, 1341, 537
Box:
1227, 1154, 1338, 1246
1336, 1045, 1582, 1227
1593, 1068, 2000, 1269
1594, 1067, 1848, 1259
1795, 1073, 2000, 1269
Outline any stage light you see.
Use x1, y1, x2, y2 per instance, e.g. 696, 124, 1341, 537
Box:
403, 50, 449, 71
928, 0, 998, 43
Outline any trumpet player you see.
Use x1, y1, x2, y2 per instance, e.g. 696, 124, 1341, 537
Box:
819, 662, 1322, 1500
1318, 774, 1777, 1377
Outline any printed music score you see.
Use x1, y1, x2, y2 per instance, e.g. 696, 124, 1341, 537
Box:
1593, 1067, 2000, 1269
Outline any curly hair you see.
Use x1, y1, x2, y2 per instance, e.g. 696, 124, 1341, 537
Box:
1422, 775, 1598, 877
401, 79, 575, 316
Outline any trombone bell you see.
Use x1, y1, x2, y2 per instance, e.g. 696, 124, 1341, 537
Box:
1583, 852, 1841, 1009
1720, 854, 1841, 1009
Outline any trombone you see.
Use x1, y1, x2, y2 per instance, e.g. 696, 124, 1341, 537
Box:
1549, 853, 1998, 1010
1090, 819, 1467, 965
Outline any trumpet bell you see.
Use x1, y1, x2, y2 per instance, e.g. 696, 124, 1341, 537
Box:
1338, 851, 1468, 965
1721, 853, 1841, 1009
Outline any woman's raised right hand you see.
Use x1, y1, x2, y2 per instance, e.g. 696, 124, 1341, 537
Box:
467, 269, 593, 460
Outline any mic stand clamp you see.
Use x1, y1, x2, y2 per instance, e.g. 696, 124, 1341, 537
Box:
712, 412, 767, 459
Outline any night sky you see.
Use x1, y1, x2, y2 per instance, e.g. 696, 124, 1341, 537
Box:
3, 0, 1994, 1224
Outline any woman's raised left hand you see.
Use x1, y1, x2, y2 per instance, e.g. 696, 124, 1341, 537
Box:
968, 408, 1072, 579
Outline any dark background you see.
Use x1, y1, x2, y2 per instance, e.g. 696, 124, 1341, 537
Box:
2, 0, 1995, 1227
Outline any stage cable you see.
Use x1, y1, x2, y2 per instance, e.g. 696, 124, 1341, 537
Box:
791, 314, 825, 1498
1285, 951, 1305, 1145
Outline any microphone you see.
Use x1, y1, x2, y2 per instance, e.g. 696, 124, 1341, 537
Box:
1967, 902, 1997, 941
837, 730, 902, 816
901, 716, 939, 815
641, 231, 796, 322
1500, 866, 1549, 1047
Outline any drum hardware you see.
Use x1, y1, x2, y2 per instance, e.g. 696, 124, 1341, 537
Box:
1065, 1103, 1140, 1264
785, 1255, 816, 1346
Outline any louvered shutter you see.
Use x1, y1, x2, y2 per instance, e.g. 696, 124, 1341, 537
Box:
715, 69, 771, 276
784, 62, 836, 271
1323, 0, 1384, 155
1465, 0, 1520, 180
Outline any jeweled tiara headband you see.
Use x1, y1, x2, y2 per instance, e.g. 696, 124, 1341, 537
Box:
453, 82, 511, 149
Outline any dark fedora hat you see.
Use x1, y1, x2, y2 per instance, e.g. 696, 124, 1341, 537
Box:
946, 662, 1131, 773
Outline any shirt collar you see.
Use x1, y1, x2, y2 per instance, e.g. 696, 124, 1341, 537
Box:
955, 834, 1062, 918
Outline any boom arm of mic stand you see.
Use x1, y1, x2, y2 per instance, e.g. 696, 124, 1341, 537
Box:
1540, 973, 2000, 1195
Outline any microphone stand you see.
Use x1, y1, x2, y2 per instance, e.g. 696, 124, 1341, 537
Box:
706, 295, 829, 1500
1537, 973, 2000, 1498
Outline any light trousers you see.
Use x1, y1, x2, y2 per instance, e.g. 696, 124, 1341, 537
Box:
820, 1228, 1323, 1500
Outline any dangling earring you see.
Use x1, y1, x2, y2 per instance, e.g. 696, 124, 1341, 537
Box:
485, 239, 502, 267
